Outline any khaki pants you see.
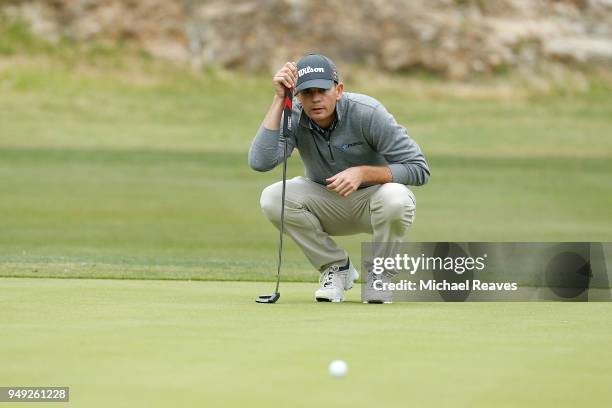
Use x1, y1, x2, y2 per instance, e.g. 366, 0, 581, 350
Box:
259, 176, 417, 271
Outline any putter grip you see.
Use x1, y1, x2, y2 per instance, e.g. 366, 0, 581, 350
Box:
282, 87, 293, 136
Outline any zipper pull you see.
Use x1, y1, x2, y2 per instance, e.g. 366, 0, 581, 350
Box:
327, 140, 335, 161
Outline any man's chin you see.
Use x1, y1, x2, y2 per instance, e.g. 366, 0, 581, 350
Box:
309, 110, 328, 119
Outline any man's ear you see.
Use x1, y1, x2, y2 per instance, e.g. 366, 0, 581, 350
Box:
335, 82, 344, 101
296, 92, 302, 104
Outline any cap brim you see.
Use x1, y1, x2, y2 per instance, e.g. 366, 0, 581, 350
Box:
295, 79, 334, 94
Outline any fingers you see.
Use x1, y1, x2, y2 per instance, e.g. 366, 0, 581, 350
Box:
332, 183, 355, 197
326, 177, 357, 197
326, 172, 341, 188
274, 73, 293, 89
326, 178, 341, 191
326, 172, 347, 192
288, 61, 297, 82
274, 62, 298, 89
337, 183, 356, 197
286, 62, 297, 89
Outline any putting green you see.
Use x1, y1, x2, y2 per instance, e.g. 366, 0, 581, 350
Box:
1, 278, 610, 407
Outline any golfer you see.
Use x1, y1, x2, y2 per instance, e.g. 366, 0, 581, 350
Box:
249, 53, 430, 303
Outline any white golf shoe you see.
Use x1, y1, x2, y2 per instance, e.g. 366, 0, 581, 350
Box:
342, 259, 359, 290
363, 267, 393, 304
315, 259, 359, 302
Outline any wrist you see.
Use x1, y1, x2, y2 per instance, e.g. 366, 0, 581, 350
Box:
357, 165, 366, 181
273, 93, 284, 103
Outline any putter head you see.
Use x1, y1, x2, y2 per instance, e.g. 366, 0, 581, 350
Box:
256, 292, 280, 304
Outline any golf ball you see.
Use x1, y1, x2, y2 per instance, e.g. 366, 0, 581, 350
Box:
329, 360, 348, 377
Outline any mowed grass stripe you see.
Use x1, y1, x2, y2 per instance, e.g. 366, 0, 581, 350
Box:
1, 147, 610, 280
0, 278, 611, 408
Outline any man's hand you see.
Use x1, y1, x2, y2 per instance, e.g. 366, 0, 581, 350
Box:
326, 166, 393, 197
262, 62, 297, 130
273, 62, 297, 99
326, 167, 364, 197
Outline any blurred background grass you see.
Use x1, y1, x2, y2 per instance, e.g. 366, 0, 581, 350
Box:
1, 18, 611, 282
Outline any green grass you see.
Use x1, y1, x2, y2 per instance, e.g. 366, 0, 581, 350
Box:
1, 278, 610, 408
1, 20, 611, 408
0, 23, 611, 281
0, 147, 610, 282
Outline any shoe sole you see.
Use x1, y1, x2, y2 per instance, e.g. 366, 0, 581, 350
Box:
316, 297, 343, 303
363, 300, 393, 304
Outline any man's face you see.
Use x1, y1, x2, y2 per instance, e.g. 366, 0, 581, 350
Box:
297, 82, 344, 127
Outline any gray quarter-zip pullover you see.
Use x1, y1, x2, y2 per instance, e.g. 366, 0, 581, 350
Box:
248, 92, 430, 187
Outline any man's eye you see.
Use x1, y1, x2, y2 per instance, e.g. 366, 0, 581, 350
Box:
303, 88, 327, 96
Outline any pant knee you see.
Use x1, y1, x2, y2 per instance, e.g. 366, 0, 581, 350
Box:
382, 198, 414, 223
371, 184, 416, 224
260, 183, 282, 221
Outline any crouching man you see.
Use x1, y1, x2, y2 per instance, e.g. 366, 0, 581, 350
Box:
248, 53, 430, 303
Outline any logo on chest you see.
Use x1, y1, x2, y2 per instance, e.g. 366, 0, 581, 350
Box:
338, 141, 365, 151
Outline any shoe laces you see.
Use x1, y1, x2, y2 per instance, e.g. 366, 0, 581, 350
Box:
320, 265, 340, 288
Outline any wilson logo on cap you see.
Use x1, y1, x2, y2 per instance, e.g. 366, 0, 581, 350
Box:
298, 66, 325, 77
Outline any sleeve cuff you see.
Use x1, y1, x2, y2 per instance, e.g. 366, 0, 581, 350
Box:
388, 163, 409, 185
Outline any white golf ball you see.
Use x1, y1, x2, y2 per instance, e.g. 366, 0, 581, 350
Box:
329, 360, 348, 377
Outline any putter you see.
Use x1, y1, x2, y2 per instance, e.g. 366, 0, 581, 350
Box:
256, 86, 293, 304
